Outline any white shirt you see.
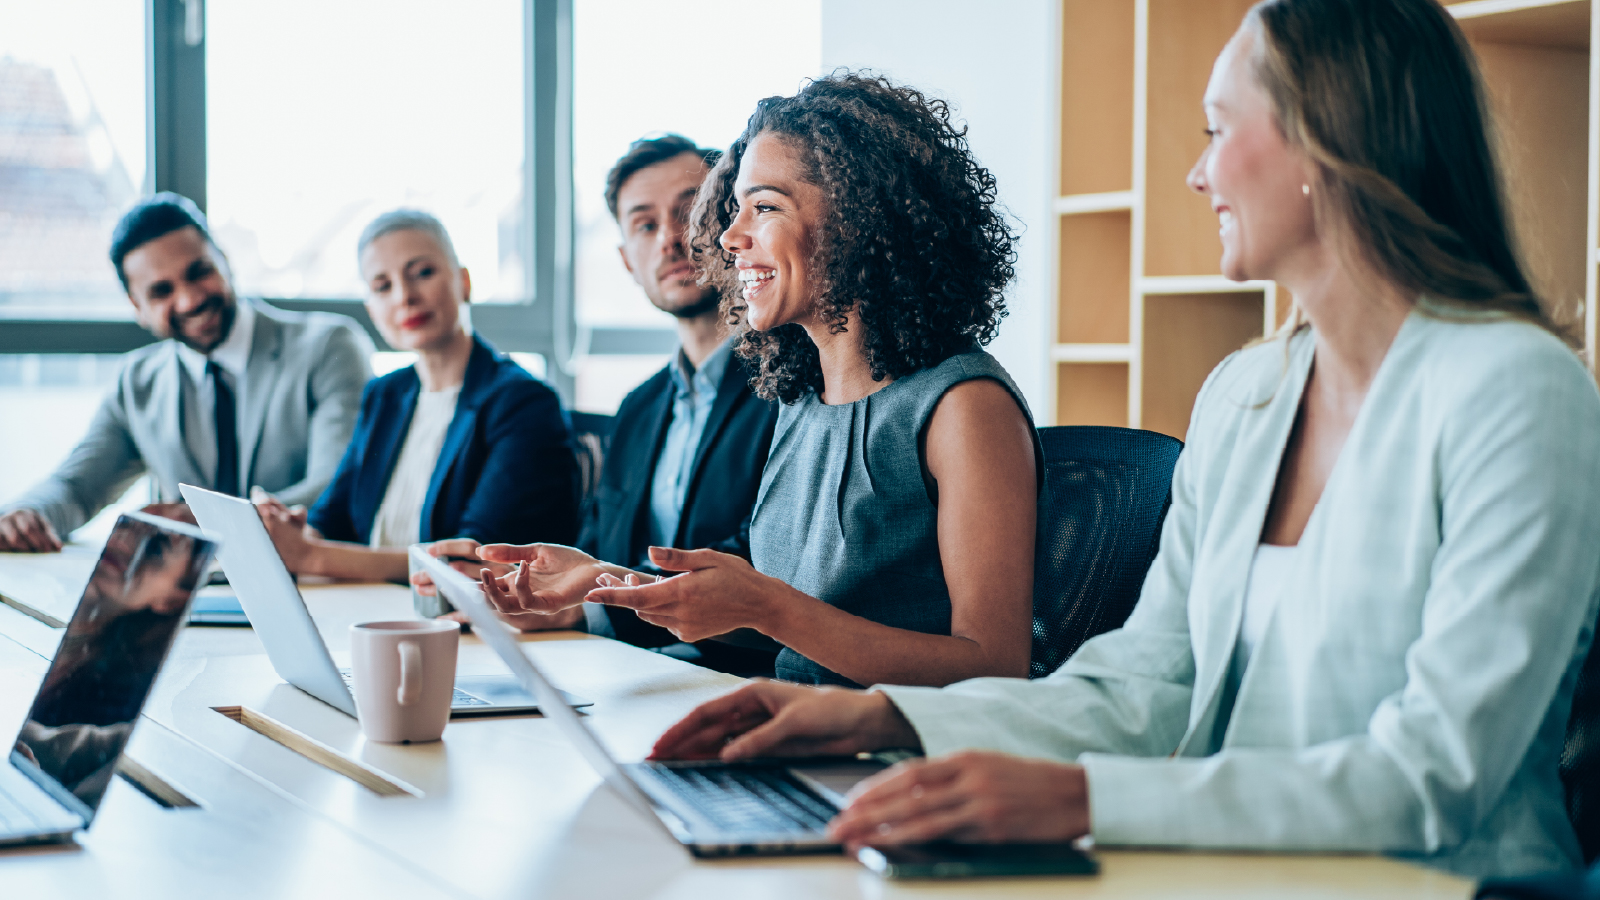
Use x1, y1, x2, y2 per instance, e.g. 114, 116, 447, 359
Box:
1234, 542, 1297, 670
176, 301, 256, 488
368, 383, 461, 549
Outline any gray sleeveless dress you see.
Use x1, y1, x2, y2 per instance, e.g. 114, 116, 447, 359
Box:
749, 349, 1040, 686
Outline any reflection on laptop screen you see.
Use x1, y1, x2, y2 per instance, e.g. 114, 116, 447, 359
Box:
10, 515, 212, 813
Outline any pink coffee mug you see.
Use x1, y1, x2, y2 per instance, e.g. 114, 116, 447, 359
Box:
348, 619, 459, 743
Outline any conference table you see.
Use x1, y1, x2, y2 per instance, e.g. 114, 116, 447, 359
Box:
0, 544, 1474, 899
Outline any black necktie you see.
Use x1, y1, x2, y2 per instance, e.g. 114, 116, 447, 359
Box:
208, 361, 239, 496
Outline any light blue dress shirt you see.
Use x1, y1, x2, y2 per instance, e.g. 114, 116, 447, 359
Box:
647, 338, 733, 551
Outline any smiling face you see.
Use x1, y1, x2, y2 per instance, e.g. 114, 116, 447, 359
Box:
122, 226, 239, 353
360, 228, 469, 353
616, 151, 719, 319
1187, 28, 1319, 283
719, 132, 827, 332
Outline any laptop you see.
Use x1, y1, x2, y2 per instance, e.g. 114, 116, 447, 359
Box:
416, 548, 891, 856
2, 512, 216, 846
179, 485, 589, 718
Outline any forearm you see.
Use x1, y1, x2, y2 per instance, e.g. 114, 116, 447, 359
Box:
302, 539, 409, 582
762, 592, 1028, 687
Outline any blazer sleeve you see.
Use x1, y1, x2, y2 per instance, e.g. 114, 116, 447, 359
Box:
5, 381, 148, 538
877, 358, 1217, 762
305, 380, 380, 543
1072, 342, 1600, 855
270, 323, 372, 509
449, 378, 580, 546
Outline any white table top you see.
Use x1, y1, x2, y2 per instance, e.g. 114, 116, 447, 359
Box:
0, 549, 1474, 899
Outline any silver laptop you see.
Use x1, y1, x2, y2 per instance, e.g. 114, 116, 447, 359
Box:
417, 548, 890, 857
2, 513, 215, 846
180, 485, 588, 718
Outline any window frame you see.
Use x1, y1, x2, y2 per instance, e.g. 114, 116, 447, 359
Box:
0, 0, 676, 401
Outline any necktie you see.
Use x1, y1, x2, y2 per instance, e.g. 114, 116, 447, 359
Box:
209, 361, 240, 496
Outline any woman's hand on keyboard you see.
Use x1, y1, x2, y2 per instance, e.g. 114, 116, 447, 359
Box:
649, 681, 921, 762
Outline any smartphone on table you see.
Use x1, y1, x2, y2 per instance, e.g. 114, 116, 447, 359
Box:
856, 841, 1098, 879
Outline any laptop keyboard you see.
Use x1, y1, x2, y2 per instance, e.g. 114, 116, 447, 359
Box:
337, 672, 488, 708
644, 763, 836, 834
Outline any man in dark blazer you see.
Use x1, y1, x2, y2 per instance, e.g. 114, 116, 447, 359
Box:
424, 136, 778, 674
0, 193, 371, 550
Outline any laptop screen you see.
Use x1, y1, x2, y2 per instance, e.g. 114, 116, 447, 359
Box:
10, 514, 214, 818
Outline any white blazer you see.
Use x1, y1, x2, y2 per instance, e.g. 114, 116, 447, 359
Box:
881, 309, 1600, 879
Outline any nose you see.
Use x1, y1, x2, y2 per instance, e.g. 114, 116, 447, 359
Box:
174, 280, 209, 313
398, 274, 422, 307
1187, 144, 1210, 195
719, 206, 753, 255
664, 213, 689, 258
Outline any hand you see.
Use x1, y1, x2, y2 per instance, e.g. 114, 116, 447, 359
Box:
253, 495, 315, 573
139, 502, 197, 526
249, 487, 306, 530
0, 508, 62, 552
478, 543, 609, 619
587, 546, 789, 642
436, 604, 584, 632
649, 680, 921, 762
828, 752, 1091, 849
410, 539, 512, 598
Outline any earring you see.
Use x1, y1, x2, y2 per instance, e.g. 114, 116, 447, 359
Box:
1302, 184, 1311, 195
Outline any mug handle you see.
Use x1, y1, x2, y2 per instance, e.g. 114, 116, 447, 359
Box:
397, 639, 423, 707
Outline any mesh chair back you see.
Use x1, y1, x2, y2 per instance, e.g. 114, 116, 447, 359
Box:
1565, 632, 1600, 862
1031, 426, 1183, 678
568, 411, 615, 524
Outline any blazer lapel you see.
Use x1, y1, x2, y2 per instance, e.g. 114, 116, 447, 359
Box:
154, 342, 205, 491
419, 339, 492, 542
1176, 333, 1316, 756
674, 358, 748, 543
621, 377, 676, 548
238, 308, 283, 491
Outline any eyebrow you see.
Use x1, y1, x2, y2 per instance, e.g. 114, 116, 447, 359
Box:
401, 255, 434, 273
625, 203, 655, 218
741, 184, 792, 199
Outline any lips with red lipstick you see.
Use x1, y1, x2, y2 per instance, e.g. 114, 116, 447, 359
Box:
401, 312, 434, 330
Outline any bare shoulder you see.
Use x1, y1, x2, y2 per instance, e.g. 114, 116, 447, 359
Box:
924, 378, 1034, 473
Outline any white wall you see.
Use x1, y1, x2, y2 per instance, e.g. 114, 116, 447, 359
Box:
820, 0, 1056, 416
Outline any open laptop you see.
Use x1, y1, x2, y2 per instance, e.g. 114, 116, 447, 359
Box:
180, 485, 589, 718
417, 548, 890, 857
2, 512, 215, 846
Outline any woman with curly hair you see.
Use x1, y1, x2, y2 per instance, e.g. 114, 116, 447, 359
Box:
474, 72, 1041, 688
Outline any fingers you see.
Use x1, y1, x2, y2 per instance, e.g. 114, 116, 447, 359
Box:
649, 685, 778, 761
410, 570, 438, 597
429, 538, 483, 560
478, 543, 542, 564
829, 760, 966, 845
645, 546, 726, 572
437, 610, 470, 625
0, 511, 59, 553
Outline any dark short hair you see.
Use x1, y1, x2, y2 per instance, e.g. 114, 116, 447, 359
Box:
109, 192, 215, 290
604, 134, 719, 220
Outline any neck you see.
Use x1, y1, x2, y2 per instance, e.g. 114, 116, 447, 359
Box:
416, 329, 475, 392
805, 313, 885, 405
675, 308, 726, 368
1281, 252, 1411, 398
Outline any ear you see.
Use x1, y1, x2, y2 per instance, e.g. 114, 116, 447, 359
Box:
459, 267, 472, 304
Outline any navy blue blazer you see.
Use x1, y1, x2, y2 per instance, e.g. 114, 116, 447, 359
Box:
308, 335, 579, 547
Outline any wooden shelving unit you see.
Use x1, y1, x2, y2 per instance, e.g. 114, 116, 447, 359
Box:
1048, 0, 1598, 438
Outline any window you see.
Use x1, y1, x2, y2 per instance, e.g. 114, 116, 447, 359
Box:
0, 0, 148, 317
206, 0, 527, 302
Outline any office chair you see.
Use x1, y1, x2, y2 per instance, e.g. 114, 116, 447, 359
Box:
568, 411, 615, 523
1030, 425, 1183, 679
1565, 636, 1600, 863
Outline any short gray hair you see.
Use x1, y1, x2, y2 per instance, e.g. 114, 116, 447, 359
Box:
357, 208, 461, 269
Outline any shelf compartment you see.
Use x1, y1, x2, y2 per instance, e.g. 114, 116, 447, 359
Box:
1051, 343, 1134, 363
1056, 361, 1129, 428
1143, 0, 1257, 278
1451, 0, 1590, 51
1060, 0, 1136, 195
1464, 22, 1591, 336
1059, 210, 1133, 344
1141, 290, 1266, 439
1055, 190, 1135, 215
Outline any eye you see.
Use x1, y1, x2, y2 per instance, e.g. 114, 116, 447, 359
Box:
754, 203, 777, 214
1203, 128, 1219, 142
418, 265, 435, 278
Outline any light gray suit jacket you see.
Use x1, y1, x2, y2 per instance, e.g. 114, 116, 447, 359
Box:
7, 301, 373, 537
882, 310, 1600, 879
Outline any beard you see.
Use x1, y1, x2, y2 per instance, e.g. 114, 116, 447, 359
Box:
654, 287, 722, 321
169, 292, 238, 354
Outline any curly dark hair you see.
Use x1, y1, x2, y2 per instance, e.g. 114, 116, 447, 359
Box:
688, 71, 1018, 403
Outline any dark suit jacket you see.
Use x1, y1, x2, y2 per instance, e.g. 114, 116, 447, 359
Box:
308, 335, 579, 547
582, 350, 778, 653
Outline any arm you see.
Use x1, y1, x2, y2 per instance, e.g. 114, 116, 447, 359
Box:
269, 323, 372, 508
588, 378, 1037, 687
3, 383, 147, 542
451, 379, 580, 546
